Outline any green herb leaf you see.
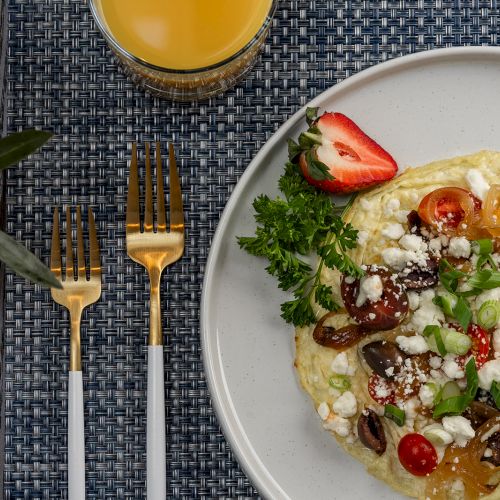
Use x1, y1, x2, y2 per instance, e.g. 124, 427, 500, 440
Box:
0, 230, 61, 288
238, 157, 359, 326
453, 296, 472, 332
304, 151, 334, 181
305, 107, 319, 126
315, 284, 338, 311
0, 130, 52, 170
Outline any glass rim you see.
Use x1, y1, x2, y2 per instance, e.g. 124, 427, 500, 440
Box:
88, 0, 278, 75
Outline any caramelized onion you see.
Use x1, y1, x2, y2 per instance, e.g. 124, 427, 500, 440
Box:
426, 417, 500, 499
481, 184, 500, 237
312, 312, 368, 350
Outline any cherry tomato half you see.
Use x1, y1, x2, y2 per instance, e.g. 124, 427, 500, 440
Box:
418, 187, 480, 235
455, 323, 491, 369
398, 433, 438, 476
368, 373, 396, 405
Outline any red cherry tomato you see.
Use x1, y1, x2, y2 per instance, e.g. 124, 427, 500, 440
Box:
398, 433, 438, 476
418, 187, 480, 235
455, 323, 491, 369
368, 373, 396, 405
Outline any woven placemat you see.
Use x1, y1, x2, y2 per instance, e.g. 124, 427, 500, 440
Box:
2, 0, 499, 498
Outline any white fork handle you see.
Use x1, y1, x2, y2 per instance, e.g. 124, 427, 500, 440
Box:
147, 345, 166, 499
68, 371, 85, 500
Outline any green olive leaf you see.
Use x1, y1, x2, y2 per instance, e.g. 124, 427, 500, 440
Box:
0, 230, 61, 288
0, 129, 52, 170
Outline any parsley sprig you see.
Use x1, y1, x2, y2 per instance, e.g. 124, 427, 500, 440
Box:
238, 161, 363, 327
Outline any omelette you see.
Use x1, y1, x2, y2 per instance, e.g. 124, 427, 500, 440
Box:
295, 151, 500, 499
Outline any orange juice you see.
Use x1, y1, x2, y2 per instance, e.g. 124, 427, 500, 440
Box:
95, 0, 273, 70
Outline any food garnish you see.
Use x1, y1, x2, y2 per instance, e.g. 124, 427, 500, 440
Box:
238, 146, 363, 328
289, 109, 398, 193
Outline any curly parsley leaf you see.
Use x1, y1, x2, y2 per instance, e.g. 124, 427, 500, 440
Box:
238, 160, 362, 327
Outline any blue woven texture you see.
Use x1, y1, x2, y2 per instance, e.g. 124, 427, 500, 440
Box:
3, 0, 499, 498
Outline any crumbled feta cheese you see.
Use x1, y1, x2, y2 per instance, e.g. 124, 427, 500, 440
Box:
399, 234, 427, 252
419, 384, 436, 407
494, 329, 500, 357
428, 238, 442, 255
408, 289, 444, 334
484, 448, 493, 458
323, 415, 351, 437
442, 416, 475, 447
381, 247, 410, 271
357, 230, 368, 245
465, 169, 490, 201
332, 391, 357, 418
478, 359, 500, 390
394, 210, 409, 223
368, 312, 376, 320
442, 358, 465, 379
396, 335, 429, 355
317, 402, 330, 420
385, 367, 394, 377
382, 223, 405, 240
481, 424, 500, 442
448, 237, 471, 259
331, 352, 349, 375
407, 291, 420, 311
356, 274, 383, 307
429, 356, 443, 369
384, 198, 400, 216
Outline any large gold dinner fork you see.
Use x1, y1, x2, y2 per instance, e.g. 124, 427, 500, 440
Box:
50, 207, 101, 500
126, 143, 184, 499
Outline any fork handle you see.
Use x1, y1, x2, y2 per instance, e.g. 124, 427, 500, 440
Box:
68, 371, 85, 500
147, 345, 166, 499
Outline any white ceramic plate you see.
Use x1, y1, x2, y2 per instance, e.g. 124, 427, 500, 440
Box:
201, 47, 500, 500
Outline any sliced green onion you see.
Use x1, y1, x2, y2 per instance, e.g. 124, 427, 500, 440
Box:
442, 328, 472, 355
464, 356, 479, 401
422, 382, 441, 406
433, 395, 468, 418
433, 293, 458, 317
441, 381, 461, 400
328, 374, 351, 392
432, 357, 478, 418
473, 239, 494, 256
477, 300, 500, 329
491, 381, 500, 410
384, 404, 406, 426
432, 384, 443, 405
453, 296, 472, 332
468, 269, 500, 291
423, 325, 447, 356
423, 425, 454, 446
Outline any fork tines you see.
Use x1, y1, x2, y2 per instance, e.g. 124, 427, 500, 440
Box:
50, 206, 101, 282
126, 142, 184, 235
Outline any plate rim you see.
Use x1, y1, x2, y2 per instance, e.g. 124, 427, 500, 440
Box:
200, 46, 500, 500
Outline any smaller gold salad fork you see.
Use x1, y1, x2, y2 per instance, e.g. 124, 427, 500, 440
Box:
50, 206, 101, 500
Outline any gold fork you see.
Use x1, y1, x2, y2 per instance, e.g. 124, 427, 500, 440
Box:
126, 142, 184, 499
50, 206, 102, 500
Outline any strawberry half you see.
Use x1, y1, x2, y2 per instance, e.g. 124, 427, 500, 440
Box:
292, 111, 398, 193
